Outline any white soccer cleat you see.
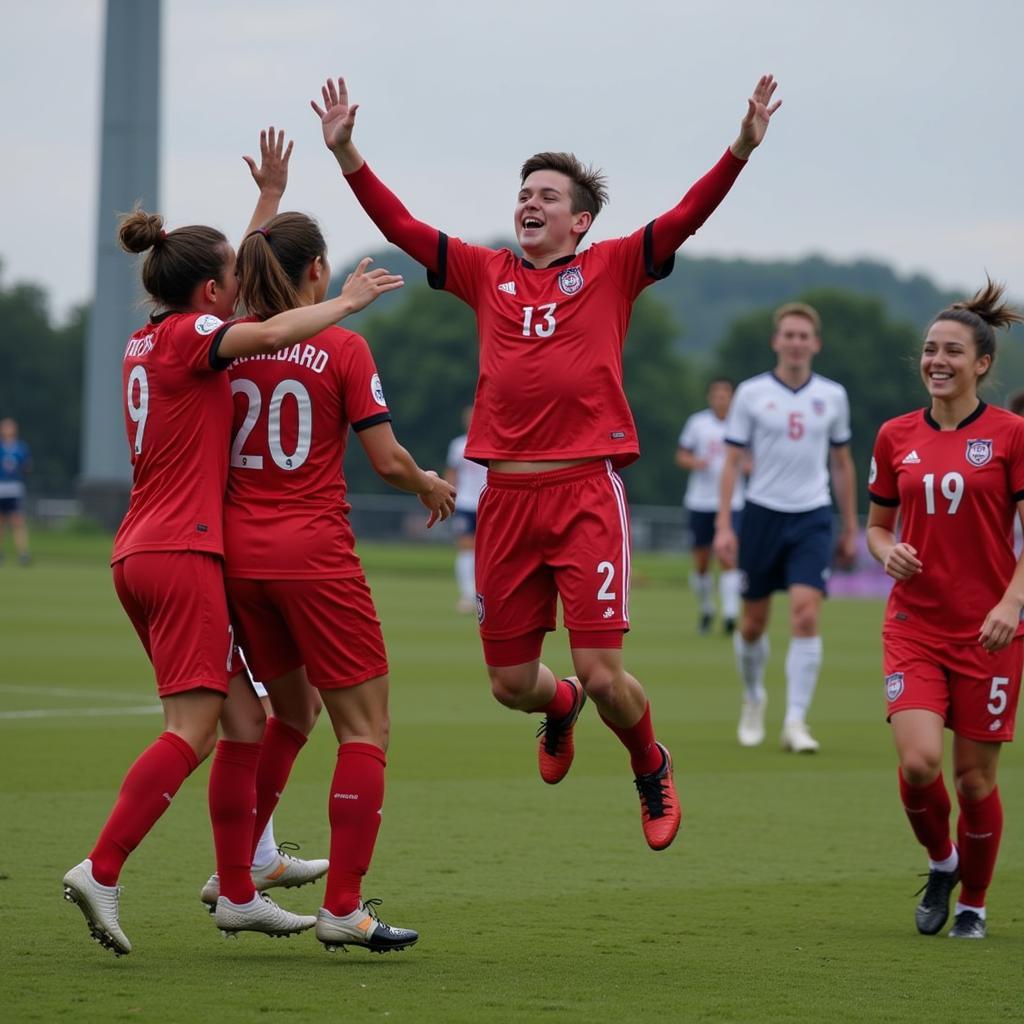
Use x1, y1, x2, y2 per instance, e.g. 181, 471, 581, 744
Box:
213, 892, 317, 939
62, 859, 132, 956
781, 719, 820, 754
200, 849, 330, 909
737, 696, 767, 747
316, 900, 419, 954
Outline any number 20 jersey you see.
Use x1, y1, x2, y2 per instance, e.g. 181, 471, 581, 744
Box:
869, 403, 1024, 643
223, 323, 391, 579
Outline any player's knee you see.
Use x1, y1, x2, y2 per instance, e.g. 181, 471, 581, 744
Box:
900, 750, 942, 786
576, 663, 624, 705
790, 605, 819, 636
955, 766, 997, 802
488, 667, 536, 710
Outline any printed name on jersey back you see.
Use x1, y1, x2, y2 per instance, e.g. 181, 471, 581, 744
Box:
230, 341, 331, 375
124, 333, 155, 360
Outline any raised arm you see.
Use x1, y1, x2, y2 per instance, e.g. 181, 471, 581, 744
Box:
240, 126, 294, 242
215, 258, 403, 361
311, 76, 441, 270
649, 75, 781, 267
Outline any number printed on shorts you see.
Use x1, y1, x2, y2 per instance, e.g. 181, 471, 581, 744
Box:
521, 303, 557, 338
923, 472, 964, 515
988, 676, 1009, 716
126, 365, 149, 455
596, 561, 617, 601
231, 378, 312, 471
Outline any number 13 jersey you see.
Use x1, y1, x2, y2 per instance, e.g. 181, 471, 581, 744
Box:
869, 402, 1024, 643
223, 323, 391, 579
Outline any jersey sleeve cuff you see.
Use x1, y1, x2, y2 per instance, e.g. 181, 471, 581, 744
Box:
868, 491, 900, 507
829, 436, 852, 447
642, 221, 675, 280
1012, 488, 1024, 504
426, 232, 449, 290
352, 412, 393, 433
208, 323, 235, 371
724, 437, 747, 448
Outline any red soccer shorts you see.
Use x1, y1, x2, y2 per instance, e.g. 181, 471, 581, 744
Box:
882, 631, 1023, 742
112, 551, 234, 698
475, 459, 631, 658
225, 574, 388, 689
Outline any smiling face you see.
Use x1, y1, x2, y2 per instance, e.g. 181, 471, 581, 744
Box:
514, 170, 592, 261
920, 319, 989, 402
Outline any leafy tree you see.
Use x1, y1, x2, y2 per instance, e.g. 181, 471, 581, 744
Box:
711, 288, 921, 510
0, 265, 85, 493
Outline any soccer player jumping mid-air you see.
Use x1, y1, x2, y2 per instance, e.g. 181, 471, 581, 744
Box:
312, 73, 781, 850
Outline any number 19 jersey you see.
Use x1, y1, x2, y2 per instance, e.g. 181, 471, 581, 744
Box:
223, 323, 391, 579
869, 402, 1024, 643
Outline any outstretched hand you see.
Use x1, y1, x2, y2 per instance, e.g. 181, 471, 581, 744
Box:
340, 257, 404, 313
732, 75, 782, 158
311, 77, 358, 152
418, 471, 457, 528
243, 126, 293, 195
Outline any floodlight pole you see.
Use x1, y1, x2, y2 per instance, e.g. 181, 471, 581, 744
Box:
79, 0, 160, 529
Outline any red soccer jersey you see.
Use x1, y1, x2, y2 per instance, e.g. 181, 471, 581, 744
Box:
431, 229, 670, 466
112, 311, 233, 563
222, 324, 391, 579
869, 402, 1024, 643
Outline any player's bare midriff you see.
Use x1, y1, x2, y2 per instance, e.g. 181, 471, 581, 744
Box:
488, 456, 602, 474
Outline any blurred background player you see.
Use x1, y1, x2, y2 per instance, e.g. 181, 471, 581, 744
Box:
446, 405, 488, 614
314, 72, 782, 851
0, 416, 32, 565
676, 379, 743, 634
219, 211, 453, 953
867, 281, 1024, 940
714, 303, 857, 752
62, 131, 404, 956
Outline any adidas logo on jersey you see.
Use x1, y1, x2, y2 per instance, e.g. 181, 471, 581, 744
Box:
497, 281, 517, 295
901, 450, 921, 464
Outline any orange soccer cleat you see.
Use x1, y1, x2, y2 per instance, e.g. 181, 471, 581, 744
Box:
536, 677, 587, 784
634, 743, 681, 851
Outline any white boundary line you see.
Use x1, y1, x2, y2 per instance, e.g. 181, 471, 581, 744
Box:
0, 684, 147, 702
0, 705, 161, 721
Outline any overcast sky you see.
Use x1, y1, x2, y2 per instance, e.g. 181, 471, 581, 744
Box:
6, 0, 1023, 321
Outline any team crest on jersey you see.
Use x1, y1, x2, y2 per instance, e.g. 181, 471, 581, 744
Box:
868, 457, 877, 485
885, 672, 904, 701
812, 399, 826, 416
476, 594, 485, 625
965, 439, 992, 467
194, 314, 224, 336
370, 373, 387, 407
557, 266, 584, 296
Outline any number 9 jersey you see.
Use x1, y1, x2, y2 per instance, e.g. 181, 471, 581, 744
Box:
869, 402, 1024, 644
222, 323, 391, 579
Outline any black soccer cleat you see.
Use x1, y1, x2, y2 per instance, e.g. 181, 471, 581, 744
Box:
698, 613, 713, 635
948, 909, 986, 939
914, 867, 959, 935
723, 617, 736, 635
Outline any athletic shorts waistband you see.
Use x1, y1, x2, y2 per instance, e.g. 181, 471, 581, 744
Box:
485, 458, 612, 490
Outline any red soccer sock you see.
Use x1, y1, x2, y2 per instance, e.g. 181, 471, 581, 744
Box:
536, 677, 576, 720
323, 742, 386, 917
209, 739, 261, 904
957, 786, 1003, 908
600, 702, 662, 776
898, 769, 953, 862
89, 731, 198, 886
250, 717, 308, 862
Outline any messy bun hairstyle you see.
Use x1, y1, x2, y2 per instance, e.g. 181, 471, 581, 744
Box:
118, 208, 230, 310
931, 277, 1024, 380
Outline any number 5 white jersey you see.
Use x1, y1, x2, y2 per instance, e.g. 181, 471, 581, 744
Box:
724, 372, 851, 513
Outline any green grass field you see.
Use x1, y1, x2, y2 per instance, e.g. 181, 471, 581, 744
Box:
1, 531, 1022, 1023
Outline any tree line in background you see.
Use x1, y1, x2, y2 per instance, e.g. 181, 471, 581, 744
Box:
3, 253, 1021, 509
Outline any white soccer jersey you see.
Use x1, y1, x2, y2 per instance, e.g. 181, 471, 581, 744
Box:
446, 433, 488, 512
725, 372, 850, 513
678, 409, 744, 512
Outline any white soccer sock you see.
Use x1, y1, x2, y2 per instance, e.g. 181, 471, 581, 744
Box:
252, 816, 279, 871
733, 631, 768, 702
690, 572, 714, 615
719, 570, 741, 620
456, 550, 476, 602
929, 847, 959, 873
784, 636, 823, 725
954, 902, 986, 920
